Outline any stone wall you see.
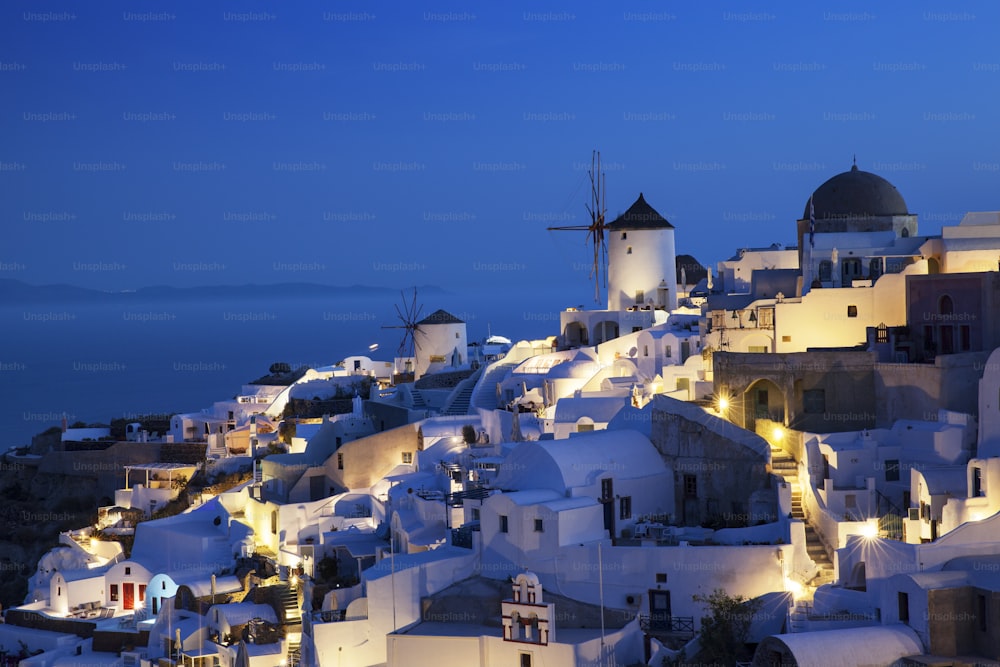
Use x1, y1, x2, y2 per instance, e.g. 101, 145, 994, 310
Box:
649, 396, 771, 527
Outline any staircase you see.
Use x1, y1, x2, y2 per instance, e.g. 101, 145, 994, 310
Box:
441, 368, 482, 415
788, 599, 813, 633
410, 389, 427, 409
470, 361, 517, 411
279, 581, 303, 666
279, 583, 301, 623
772, 449, 835, 593
286, 639, 301, 667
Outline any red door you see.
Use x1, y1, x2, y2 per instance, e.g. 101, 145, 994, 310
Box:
123, 583, 134, 610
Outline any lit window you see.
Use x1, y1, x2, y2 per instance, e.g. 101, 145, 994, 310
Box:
627, 246, 632, 254
110, 584, 119, 602
782, 335, 791, 342
402, 452, 413, 464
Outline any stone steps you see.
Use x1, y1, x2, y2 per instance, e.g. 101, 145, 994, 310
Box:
772, 447, 838, 600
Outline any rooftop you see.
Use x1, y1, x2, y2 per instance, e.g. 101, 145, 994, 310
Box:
607, 192, 673, 230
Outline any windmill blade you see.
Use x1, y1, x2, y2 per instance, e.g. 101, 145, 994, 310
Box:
544, 150, 609, 304
382, 288, 423, 362
547, 224, 593, 231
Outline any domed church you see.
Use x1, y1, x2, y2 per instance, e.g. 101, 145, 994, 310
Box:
797, 162, 923, 293
798, 161, 916, 238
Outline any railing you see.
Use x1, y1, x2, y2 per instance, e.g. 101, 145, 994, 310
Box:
312, 609, 346, 623
638, 614, 695, 635
876, 490, 905, 541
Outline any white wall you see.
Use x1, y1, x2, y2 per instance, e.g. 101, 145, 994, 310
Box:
416, 321, 468, 379
978, 348, 1000, 458
941, 457, 1000, 532
773, 267, 918, 353
608, 226, 677, 312
717, 247, 798, 294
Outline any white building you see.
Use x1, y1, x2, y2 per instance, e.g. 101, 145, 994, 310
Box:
414, 310, 468, 380
558, 193, 677, 348
607, 192, 678, 312
385, 572, 645, 667
716, 243, 798, 295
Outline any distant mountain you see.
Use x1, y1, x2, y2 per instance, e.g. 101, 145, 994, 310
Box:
0, 279, 447, 304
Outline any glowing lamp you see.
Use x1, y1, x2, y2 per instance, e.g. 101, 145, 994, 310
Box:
783, 577, 805, 600
860, 519, 879, 540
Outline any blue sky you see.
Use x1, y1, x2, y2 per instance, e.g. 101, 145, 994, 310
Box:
4, 1, 1000, 301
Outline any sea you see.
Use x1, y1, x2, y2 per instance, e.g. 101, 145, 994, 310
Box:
2, 286, 578, 448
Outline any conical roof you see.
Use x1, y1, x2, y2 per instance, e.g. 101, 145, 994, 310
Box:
417, 309, 464, 325
606, 192, 674, 230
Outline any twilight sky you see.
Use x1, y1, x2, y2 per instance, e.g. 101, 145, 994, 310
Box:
4, 1, 1000, 299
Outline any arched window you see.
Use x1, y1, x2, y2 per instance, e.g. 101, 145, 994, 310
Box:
939, 295, 953, 316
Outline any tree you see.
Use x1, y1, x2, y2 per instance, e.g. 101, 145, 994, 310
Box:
461, 424, 477, 445
269, 362, 291, 375
692, 588, 762, 665
279, 420, 297, 446
317, 555, 339, 582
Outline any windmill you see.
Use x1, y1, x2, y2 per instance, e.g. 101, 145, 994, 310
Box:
548, 150, 608, 304
382, 288, 423, 377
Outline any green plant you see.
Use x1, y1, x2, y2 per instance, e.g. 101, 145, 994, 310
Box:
692, 588, 762, 665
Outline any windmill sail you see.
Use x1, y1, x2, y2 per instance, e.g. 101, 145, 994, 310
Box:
382, 288, 423, 377
548, 150, 608, 304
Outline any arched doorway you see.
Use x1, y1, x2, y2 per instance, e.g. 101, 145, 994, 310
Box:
564, 322, 588, 347
593, 320, 620, 344
743, 378, 785, 433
